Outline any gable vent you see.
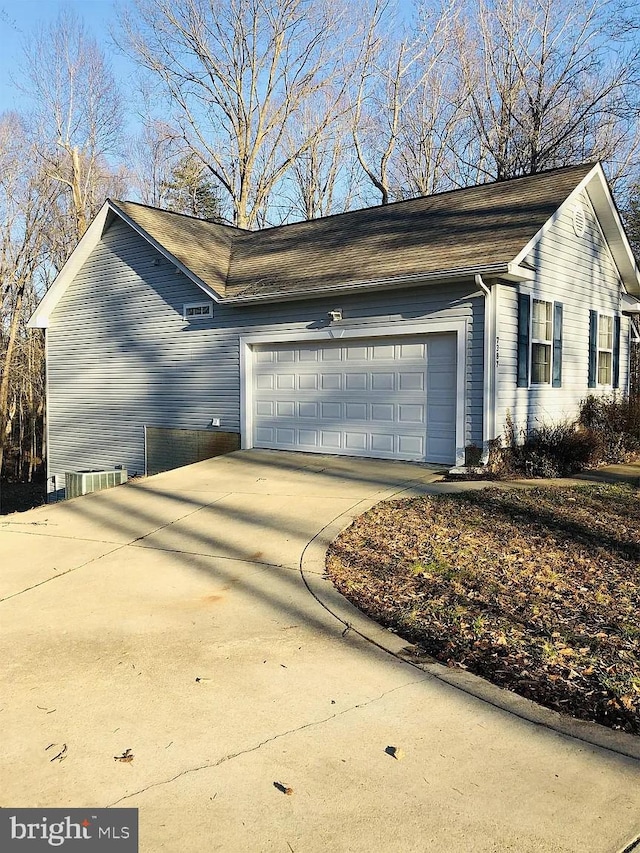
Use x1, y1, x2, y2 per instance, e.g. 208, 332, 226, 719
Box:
573, 204, 586, 237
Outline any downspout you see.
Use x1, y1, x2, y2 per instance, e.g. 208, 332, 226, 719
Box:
475, 274, 490, 297
476, 274, 496, 463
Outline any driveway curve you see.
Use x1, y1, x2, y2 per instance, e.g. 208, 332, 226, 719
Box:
1, 449, 639, 853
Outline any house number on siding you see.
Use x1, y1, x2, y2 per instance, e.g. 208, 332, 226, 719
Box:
496, 336, 500, 366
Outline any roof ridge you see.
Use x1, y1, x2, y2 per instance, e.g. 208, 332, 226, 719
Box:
112, 162, 597, 236
239, 161, 598, 235
110, 198, 245, 232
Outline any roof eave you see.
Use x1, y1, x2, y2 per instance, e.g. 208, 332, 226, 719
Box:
28, 201, 114, 329
622, 293, 640, 313
28, 200, 225, 329
222, 262, 520, 305
511, 163, 640, 297
582, 166, 640, 296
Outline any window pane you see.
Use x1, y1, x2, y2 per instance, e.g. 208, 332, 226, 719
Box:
532, 300, 552, 341
531, 343, 551, 384
598, 315, 613, 350
598, 350, 612, 385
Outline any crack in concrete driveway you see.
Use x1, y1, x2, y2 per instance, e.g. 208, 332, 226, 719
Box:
106, 677, 430, 808
1, 450, 640, 853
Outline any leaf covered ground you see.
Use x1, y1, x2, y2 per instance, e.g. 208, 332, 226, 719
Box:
326, 484, 640, 733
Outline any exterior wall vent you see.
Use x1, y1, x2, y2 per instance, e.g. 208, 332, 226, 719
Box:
573, 204, 586, 237
65, 469, 128, 499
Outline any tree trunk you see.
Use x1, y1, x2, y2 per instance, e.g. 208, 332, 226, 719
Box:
0, 284, 25, 477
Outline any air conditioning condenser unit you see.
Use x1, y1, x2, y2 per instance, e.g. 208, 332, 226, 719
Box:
65, 469, 128, 499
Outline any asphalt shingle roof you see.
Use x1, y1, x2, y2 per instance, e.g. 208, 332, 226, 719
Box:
111, 201, 239, 296
111, 164, 595, 301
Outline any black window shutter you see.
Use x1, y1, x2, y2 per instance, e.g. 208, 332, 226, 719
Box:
517, 293, 530, 387
588, 310, 597, 389
552, 302, 563, 387
613, 314, 621, 389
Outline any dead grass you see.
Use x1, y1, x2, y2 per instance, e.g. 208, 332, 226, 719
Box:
326, 484, 640, 734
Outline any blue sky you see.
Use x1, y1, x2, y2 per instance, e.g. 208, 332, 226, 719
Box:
0, 0, 135, 113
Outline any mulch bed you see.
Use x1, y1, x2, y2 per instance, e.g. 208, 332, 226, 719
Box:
326, 484, 640, 733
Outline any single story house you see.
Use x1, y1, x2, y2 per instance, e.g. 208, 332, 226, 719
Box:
30, 162, 640, 496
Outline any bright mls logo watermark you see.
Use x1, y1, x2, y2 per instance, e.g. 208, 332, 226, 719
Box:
0, 809, 138, 851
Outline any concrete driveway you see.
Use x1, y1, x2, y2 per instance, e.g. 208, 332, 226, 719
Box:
1, 449, 639, 853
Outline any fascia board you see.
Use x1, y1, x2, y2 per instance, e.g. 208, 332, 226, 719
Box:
622, 293, 640, 313
582, 166, 640, 296
28, 201, 113, 328
28, 200, 223, 329
510, 164, 600, 269
511, 163, 640, 295
223, 263, 511, 305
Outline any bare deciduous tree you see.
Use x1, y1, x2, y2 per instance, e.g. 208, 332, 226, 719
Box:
455, 0, 640, 182
121, 0, 355, 228
281, 94, 362, 221
22, 9, 124, 240
0, 114, 52, 479
130, 119, 184, 208
351, 0, 464, 203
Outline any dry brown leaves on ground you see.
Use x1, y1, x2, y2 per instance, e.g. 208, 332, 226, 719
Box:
326, 484, 640, 733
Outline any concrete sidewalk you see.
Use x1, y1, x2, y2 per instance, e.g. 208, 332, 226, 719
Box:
1, 450, 639, 853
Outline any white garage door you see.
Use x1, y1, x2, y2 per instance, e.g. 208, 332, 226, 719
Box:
252, 334, 457, 463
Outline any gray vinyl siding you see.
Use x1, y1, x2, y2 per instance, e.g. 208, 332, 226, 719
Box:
495, 190, 628, 437
46, 218, 484, 486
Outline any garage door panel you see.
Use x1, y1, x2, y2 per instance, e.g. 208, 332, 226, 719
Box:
299, 401, 318, 418
276, 374, 295, 390
398, 435, 425, 456
345, 373, 367, 390
345, 402, 367, 419
371, 403, 394, 420
345, 432, 367, 450
321, 348, 342, 361
276, 350, 295, 362
400, 342, 425, 358
322, 431, 342, 448
372, 372, 394, 390
252, 335, 457, 463
255, 350, 274, 363
347, 346, 368, 360
299, 348, 318, 361
256, 426, 275, 442
371, 434, 394, 452
256, 401, 273, 416
320, 401, 341, 419
321, 373, 342, 389
372, 343, 394, 359
299, 374, 318, 390
399, 372, 424, 391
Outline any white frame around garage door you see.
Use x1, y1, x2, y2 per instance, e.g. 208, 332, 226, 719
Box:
240, 320, 468, 467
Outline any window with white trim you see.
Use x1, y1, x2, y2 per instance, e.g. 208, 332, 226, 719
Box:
183, 301, 213, 320
597, 314, 613, 385
517, 293, 563, 389
531, 299, 552, 384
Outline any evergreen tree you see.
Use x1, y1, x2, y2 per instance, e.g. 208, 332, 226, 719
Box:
162, 154, 222, 221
